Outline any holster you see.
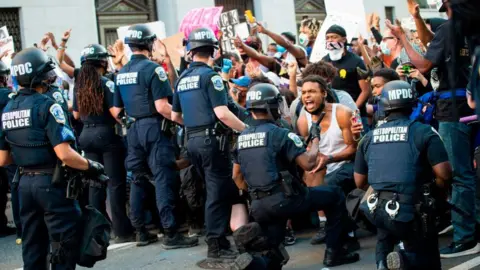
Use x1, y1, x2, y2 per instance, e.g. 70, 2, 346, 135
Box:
52, 160, 67, 186
214, 122, 232, 152
11, 167, 20, 190
160, 118, 175, 138
414, 184, 436, 238
279, 171, 304, 197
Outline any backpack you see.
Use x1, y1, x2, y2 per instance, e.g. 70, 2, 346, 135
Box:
77, 205, 111, 268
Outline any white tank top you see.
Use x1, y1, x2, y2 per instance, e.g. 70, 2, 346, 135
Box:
306, 104, 348, 175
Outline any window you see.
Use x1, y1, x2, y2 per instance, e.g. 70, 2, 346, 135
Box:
0, 8, 22, 52
385, 6, 395, 23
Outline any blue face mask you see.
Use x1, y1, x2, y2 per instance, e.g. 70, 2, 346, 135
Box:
277, 45, 286, 54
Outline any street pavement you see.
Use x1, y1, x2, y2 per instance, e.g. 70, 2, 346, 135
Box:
2, 230, 480, 270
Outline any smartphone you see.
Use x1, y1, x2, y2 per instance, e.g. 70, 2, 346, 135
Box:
402, 62, 413, 75
353, 109, 362, 124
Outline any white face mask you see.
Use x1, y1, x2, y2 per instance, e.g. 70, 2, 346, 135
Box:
326, 41, 344, 61
299, 33, 309, 47
380, 42, 391, 56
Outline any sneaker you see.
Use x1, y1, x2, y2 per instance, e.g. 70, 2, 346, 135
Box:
440, 241, 480, 258
311, 221, 326, 245
386, 251, 404, 270
284, 227, 296, 246
136, 230, 158, 247
162, 233, 198, 250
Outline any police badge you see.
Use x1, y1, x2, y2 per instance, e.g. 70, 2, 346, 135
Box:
155, 67, 168, 82
106, 80, 115, 93
49, 104, 66, 124
211, 75, 224, 91
288, 132, 303, 148
53, 92, 64, 104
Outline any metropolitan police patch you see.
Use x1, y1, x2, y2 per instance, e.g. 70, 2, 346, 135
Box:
106, 80, 115, 93
53, 92, 64, 104
288, 132, 303, 148
155, 67, 168, 82
49, 104, 66, 124
211, 75, 224, 91
8, 92, 17, 99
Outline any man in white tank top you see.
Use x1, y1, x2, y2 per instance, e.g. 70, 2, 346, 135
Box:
297, 75, 359, 247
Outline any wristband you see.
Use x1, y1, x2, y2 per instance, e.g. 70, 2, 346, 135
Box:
327, 155, 334, 163
61, 38, 68, 42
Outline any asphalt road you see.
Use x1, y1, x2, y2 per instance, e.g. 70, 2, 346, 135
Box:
2, 230, 480, 270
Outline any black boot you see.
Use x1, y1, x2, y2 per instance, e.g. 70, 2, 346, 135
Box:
136, 228, 158, 247
207, 238, 238, 260
323, 247, 360, 267
162, 230, 198, 250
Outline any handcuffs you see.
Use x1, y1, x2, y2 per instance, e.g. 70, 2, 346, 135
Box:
367, 192, 400, 219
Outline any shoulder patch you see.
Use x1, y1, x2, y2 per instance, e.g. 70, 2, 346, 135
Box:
155, 66, 168, 82
8, 92, 17, 99
106, 80, 115, 93
52, 92, 64, 104
211, 75, 224, 91
49, 103, 66, 124
288, 132, 303, 148
60, 126, 75, 141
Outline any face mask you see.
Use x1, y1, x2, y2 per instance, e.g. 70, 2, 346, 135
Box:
266, 51, 275, 57
277, 45, 286, 54
380, 42, 391, 56
326, 42, 344, 61
299, 33, 309, 47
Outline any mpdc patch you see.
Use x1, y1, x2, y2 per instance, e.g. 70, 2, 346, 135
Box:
288, 132, 303, 148
155, 66, 168, 82
52, 92, 64, 104
49, 103, 66, 124
211, 75, 224, 91
8, 92, 17, 99
60, 126, 75, 141
106, 80, 115, 93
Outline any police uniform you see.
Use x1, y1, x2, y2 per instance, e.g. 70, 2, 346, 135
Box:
232, 83, 359, 269
4, 48, 83, 269
73, 44, 133, 241
355, 81, 449, 269
115, 24, 196, 248
172, 27, 242, 258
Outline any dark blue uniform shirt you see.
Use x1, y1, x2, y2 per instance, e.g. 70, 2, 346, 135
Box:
0, 89, 75, 167
114, 54, 172, 118
73, 77, 116, 126
0, 87, 12, 112
172, 62, 227, 128
233, 119, 305, 191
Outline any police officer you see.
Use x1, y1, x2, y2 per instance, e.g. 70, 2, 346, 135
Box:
73, 43, 134, 243
231, 82, 360, 269
171, 27, 247, 260
0, 60, 18, 239
2, 47, 106, 270
113, 24, 197, 248
354, 80, 452, 269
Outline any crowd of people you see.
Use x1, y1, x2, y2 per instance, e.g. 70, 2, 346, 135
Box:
1, 0, 480, 269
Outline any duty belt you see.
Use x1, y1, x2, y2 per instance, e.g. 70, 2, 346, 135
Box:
250, 185, 284, 200
187, 128, 217, 139
83, 123, 114, 128
19, 167, 55, 175
367, 190, 420, 219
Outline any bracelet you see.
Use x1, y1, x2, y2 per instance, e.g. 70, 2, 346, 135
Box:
61, 38, 68, 42
58, 46, 67, 50
353, 135, 362, 142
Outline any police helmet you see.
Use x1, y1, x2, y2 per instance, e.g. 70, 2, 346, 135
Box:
124, 24, 156, 50
80, 44, 112, 65
246, 83, 282, 111
11, 47, 55, 87
185, 27, 219, 52
0, 60, 10, 76
380, 80, 416, 112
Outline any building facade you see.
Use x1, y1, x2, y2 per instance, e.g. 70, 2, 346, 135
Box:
0, 0, 443, 66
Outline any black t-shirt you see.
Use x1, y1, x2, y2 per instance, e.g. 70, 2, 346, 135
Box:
425, 20, 473, 120
322, 51, 367, 102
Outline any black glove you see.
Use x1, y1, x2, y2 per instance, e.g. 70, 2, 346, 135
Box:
86, 159, 105, 176
309, 122, 321, 141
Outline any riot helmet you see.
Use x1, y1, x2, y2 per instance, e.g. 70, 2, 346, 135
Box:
185, 27, 219, 54
246, 83, 283, 120
80, 44, 112, 65
380, 80, 416, 112
124, 24, 157, 52
11, 47, 55, 88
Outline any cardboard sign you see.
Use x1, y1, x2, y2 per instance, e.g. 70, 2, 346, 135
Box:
0, 36, 14, 68
218, 10, 240, 53
179, 7, 224, 39
161, 32, 185, 69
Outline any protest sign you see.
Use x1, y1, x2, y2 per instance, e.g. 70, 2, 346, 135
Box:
117, 21, 167, 61
310, 0, 368, 62
179, 7, 223, 39
0, 36, 14, 68
161, 32, 185, 69
0, 26, 9, 40
218, 9, 240, 53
